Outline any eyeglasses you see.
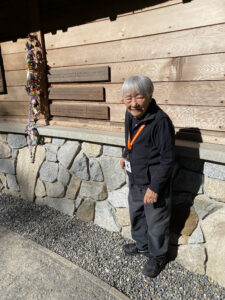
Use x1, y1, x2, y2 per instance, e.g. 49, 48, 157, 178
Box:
124, 94, 145, 102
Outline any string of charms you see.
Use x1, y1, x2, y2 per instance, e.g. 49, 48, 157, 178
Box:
25, 34, 41, 163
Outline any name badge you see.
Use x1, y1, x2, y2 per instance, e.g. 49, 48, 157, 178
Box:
125, 160, 132, 173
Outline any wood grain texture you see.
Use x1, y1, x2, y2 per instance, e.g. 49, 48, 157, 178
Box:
5, 52, 225, 82
44, 0, 225, 49
50, 102, 109, 119
48, 66, 109, 83
49, 86, 104, 101
47, 24, 225, 66
5, 70, 26, 86
0, 102, 27, 116
110, 104, 225, 131
0, 86, 29, 101
49, 117, 124, 132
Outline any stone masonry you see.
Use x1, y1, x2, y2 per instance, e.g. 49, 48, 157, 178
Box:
0, 133, 225, 288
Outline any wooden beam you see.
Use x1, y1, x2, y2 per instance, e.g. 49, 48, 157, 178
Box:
46, 24, 225, 66
49, 86, 104, 101
50, 102, 109, 120
44, 0, 225, 49
109, 104, 225, 131
48, 66, 110, 83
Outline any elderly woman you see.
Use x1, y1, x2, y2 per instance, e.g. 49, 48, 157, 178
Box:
120, 75, 175, 278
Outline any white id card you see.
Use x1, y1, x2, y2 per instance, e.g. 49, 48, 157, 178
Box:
125, 160, 132, 173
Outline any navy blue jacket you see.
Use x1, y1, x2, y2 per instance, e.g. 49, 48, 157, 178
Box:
123, 99, 175, 195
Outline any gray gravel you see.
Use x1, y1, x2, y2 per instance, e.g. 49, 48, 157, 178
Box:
0, 193, 225, 300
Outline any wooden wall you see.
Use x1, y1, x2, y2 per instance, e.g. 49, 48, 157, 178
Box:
0, 0, 225, 144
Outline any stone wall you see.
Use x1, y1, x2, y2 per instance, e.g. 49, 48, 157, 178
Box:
0, 133, 225, 288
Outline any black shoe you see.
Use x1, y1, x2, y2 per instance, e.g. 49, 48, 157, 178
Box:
142, 255, 167, 278
123, 243, 148, 256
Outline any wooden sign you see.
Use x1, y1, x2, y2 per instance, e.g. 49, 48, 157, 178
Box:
48, 66, 109, 83
49, 86, 105, 101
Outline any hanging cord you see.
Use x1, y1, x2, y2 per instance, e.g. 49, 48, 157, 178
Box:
25, 34, 40, 163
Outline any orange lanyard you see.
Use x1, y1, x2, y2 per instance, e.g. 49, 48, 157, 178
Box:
128, 123, 146, 150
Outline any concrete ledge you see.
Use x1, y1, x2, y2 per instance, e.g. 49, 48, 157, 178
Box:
0, 123, 225, 164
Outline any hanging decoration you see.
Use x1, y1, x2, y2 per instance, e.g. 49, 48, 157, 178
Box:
25, 34, 41, 163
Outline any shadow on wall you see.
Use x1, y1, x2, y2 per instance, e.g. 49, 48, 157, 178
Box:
0, 0, 193, 43
0, 49, 7, 95
169, 128, 203, 258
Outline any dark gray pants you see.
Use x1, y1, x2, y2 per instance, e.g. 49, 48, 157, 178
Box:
128, 183, 171, 257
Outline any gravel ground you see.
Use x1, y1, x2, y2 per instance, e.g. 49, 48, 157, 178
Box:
0, 193, 224, 300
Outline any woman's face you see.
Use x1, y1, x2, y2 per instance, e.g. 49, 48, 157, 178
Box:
123, 89, 152, 119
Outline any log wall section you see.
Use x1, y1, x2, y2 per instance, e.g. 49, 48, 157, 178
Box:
0, 0, 225, 144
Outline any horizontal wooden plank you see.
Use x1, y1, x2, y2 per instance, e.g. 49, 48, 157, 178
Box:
175, 128, 225, 145
48, 66, 109, 83
48, 54, 225, 83
50, 102, 109, 120
0, 102, 28, 116
0, 116, 46, 125
44, 0, 225, 49
5, 70, 26, 86
49, 86, 104, 101
49, 117, 124, 132
110, 104, 225, 131
0, 86, 29, 101
47, 24, 225, 67
5, 52, 225, 82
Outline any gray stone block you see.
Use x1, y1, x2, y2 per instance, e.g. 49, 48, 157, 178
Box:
70, 152, 89, 180
170, 244, 206, 275
0, 159, 15, 174
44, 144, 59, 153
204, 176, 225, 202
17, 146, 45, 202
46, 151, 57, 162
36, 197, 75, 216
103, 145, 123, 157
11, 149, 18, 159
94, 201, 121, 232
52, 138, 65, 145
58, 141, 80, 169
89, 158, 103, 182
193, 194, 224, 220
7, 134, 27, 149
66, 176, 81, 200
45, 181, 65, 198
6, 174, 20, 191
203, 162, 225, 181
35, 179, 46, 198
201, 207, 225, 287
76, 199, 95, 222
58, 165, 71, 186
173, 168, 203, 194
39, 161, 58, 183
189, 224, 205, 244
108, 185, 129, 208
0, 142, 11, 158
82, 142, 102, 157
79, 181, 107, 201
99, 156, 126, 191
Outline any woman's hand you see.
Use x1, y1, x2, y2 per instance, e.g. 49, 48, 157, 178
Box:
120, 157, 126, 169
144, 188, 158, 204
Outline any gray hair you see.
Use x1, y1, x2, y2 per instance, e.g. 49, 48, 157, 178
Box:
121, 75, 154, 98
